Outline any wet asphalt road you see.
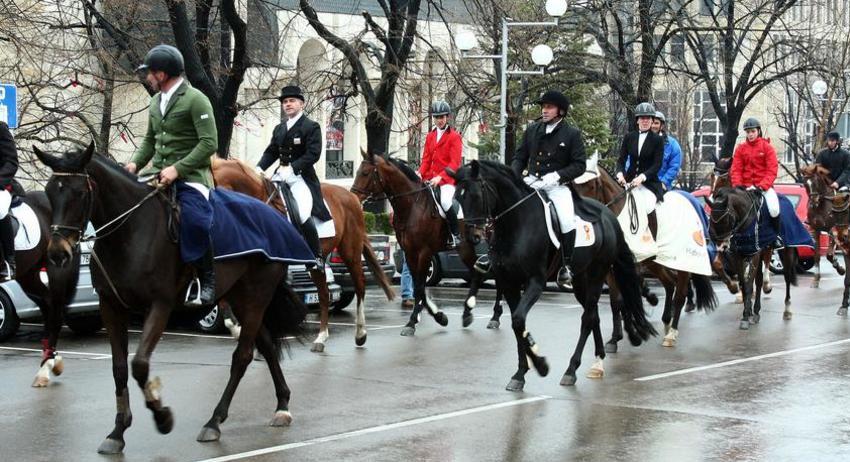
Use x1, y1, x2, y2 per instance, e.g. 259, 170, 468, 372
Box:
3, 269, 850, 462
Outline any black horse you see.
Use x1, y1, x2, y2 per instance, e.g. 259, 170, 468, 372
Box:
450, 161, 656, 390
34, 144, 307, 454
707, 187, 797, 329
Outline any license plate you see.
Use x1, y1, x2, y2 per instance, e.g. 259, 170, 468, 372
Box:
80, 253, 91, 265
304, 293, 319, 304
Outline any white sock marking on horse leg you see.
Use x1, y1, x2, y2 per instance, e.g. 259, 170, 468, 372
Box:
587, 357, 604, 378
32, 361, 51, 387
314, 328, 329, 345
355, 300, 367, 339
466, 296, 476, 308
144, 376, 162, 403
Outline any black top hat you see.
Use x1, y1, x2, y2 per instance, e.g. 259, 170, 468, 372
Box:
536, 90, 570, 113
279, 85, 305, 102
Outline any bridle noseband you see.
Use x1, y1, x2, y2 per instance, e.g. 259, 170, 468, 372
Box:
710, 191, 759, 243
49, 172, 96, 247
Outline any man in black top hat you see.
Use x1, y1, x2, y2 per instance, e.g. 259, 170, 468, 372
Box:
257, 85, 332, 269
510, 89, 586, 286
815, 131, 850, 191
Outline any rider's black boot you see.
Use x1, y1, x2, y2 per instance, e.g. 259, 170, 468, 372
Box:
770, 215, 784, 248
557, 230, 576, 287
302, 217, 325, 271
0, 216, 15, 281
187, 247, 216, 307
445, 203, 462, 248
648, 210, 658, 241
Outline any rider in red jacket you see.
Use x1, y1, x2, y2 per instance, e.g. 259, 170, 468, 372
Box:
730, 117, 782, 246
419, 101, 463, 247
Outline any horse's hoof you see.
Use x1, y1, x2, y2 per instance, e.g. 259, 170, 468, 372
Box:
685, 303, 696, 313
811, 281, 820, 289
783, 311, 793, 321
647, 294, 659, 306
97, 438, 125, 454
486, 320, 500, 329
51, 356, 64, 376
400, 326, 416, 336
662, 336, 676, 347
355, 334, 367, 347
31, 375, 49, 388
839, 266, 847, 276
505, 379, 525, 392
763, 286, 773, 294
560, 373, 577, 386
604, 342, 618, 354
154, 406, 174, 434
196, 426, 221, 442
586, 367, 604, 379
837, 307, 848, 317
270, 410, 293, 427
434, 311, 449, 327
310, 342, 325, 353
739, 320, 750, 330
751, 314, 760, 324
462, 312, 474, 328
729, 283, 740, 294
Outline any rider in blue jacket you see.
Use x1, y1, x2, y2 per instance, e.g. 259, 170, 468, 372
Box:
652, 111, 682, 190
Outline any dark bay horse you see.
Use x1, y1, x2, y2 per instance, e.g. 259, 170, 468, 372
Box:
350, 152, 489, 336
576, 166, 717, 349
451, 161, 655, 390
802, 165, 850, 313
0, 191, 72, 387
707, 187, 797, 329
34, 144, 307, 454
801, 164, 847, 291
211, 157, 395, 352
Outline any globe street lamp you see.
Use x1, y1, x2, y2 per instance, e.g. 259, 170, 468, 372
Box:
456, 0, 568, 163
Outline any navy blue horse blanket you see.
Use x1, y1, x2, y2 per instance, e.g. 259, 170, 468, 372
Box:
178, 185, 315, 265
732, 194, 814, 256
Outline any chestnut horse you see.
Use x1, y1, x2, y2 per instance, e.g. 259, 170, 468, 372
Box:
802, 165, 850, 313
211, 158, 394, 352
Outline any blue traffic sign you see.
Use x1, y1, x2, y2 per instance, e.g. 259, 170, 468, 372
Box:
0, 83, 18, 128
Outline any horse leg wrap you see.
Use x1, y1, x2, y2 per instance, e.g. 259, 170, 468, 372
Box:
144, 376, 163, 404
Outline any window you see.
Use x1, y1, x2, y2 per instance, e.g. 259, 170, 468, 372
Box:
692, 89, 726, 162
670, 34, 686, 65
700, 0, 714, 15
699, 34, 716, 65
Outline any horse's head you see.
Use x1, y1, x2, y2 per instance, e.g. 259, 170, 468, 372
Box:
802, 164, 832, 209
707, 187, 754, 251
33, 142, 96, 268
710, 157, 733, 192
351, 150, 385, 202
449, 161, 490, 245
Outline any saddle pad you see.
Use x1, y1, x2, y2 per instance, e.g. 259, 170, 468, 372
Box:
573, 153, 600, 185
210, 188, 315, 264
674, 190, 717, 264
10, 202, 40, 251
538, 193, 596, 249
315, 199, 335, 239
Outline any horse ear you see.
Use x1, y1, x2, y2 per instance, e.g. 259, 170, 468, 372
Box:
470, 160, 480, 178
360, 149, 369, 160
445, 167, 457, 179
81, 141, 95, 165
33, 146, 61, 171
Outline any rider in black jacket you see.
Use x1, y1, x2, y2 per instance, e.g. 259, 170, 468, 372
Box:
0, 121, 18, 280
815, 131, 850, 190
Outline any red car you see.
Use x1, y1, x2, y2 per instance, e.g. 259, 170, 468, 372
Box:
691, 183, 829, 272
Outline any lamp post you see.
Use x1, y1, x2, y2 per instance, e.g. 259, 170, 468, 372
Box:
456, 0, 568, 163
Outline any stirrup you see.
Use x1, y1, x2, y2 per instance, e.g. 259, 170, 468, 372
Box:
185, 277, 203, 306
447, 234, 461, 249
0, 261, 14, 282
474, 255, 491, 274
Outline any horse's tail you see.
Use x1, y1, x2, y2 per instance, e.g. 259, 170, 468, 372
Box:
611, 236, 657, 346
263, 277, 309, 352
363, 240, 396, 301
690, 274, 718, 312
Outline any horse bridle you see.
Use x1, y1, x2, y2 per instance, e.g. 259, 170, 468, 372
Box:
460, 177, 538, 238
49, 173, 96, 246
709, 190, 760, 242
349, 160, 435, 203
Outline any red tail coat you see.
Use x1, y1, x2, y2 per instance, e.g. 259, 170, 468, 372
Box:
419, 127, 462, 185
730, 137, 778, 191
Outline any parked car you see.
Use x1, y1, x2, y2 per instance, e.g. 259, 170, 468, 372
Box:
326, 234, 396, 311
197, 264, 341, 333
691, 183, 829, 273
0, 240, 101, 342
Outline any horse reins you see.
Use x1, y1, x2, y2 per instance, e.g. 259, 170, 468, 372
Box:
709, 190, 760, 242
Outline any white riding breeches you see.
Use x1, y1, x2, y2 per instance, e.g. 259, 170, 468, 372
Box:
439, 184, 455, 211
287, 175, 312, 224
631, 185, 658, 213
0, 190, 10, 220
763, 188, 780, 217
184, 182, 210, 200
541, 183, 575, 233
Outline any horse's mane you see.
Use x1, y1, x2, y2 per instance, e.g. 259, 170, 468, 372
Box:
92, 153, 144, 183
474, 160, 531, 192
385, 156, 422, 184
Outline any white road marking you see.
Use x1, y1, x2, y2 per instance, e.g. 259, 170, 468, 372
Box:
635, 337, 850, 381
0, 346, 110, 359
193, 395, 550, 462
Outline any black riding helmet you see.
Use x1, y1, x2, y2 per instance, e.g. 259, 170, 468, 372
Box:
137, 44, 185, 77
827, 131, 841, 142
536, 90, 570, 116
